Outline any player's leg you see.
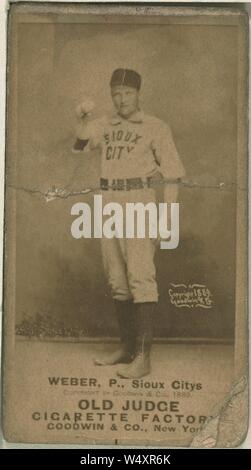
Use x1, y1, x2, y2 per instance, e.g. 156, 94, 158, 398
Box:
116, 301, 157, 378
116, 237, 158, 378
100, 235, 131, 301
94, 237, 135, 366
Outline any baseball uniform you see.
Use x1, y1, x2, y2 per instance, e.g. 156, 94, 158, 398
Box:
74, 110, 185, 304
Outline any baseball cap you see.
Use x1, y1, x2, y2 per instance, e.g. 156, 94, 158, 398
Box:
110, 69, 141, 90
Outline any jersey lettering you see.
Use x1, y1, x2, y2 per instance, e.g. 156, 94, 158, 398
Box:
104, 129, 142, 160
106, 145, 124, 160
104, 129, 142, 146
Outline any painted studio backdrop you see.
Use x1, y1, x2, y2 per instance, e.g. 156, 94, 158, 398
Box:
14, 21, 237, 340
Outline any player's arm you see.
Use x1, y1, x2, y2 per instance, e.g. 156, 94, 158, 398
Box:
163, 181, 179, 204
72, 137, 90, 153
151, 122, 185, 201
72, 100, 99, 154
151, 122, 185, 241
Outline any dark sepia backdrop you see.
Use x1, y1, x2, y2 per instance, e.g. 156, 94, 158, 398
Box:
15, 21, 237, 339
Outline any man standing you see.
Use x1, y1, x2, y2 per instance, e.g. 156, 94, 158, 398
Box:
73, 68, 185, 379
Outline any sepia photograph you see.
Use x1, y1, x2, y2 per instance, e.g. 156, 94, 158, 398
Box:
2, 3, 248, 447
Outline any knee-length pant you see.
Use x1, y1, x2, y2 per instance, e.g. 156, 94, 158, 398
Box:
101, 189, 158, 303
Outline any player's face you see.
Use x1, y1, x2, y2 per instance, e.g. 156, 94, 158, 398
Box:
111, 86, 139, 119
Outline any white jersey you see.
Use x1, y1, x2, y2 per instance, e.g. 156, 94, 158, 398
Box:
76, 110, 185, 181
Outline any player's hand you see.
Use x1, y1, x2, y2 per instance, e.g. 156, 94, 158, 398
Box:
151, 212, 171, 248
75, 99, 95, 120
151, 233, 161, 248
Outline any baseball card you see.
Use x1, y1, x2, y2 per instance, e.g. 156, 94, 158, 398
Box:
1, 3, 249, 447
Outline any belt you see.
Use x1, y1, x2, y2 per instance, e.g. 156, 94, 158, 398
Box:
100, 177, 154, 191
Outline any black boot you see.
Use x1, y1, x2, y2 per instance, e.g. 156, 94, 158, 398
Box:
94, 300, 135, 366
116, 302, 155, 378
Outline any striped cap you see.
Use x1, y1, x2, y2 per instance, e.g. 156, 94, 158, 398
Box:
110, 69, 141, 90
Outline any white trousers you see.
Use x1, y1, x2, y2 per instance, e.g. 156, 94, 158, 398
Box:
101, 188, 158, 303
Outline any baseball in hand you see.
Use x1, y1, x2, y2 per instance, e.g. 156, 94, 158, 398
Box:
76, 99, 95, 119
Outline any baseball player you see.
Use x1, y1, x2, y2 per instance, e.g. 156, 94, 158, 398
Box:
73, 68, 185, 379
